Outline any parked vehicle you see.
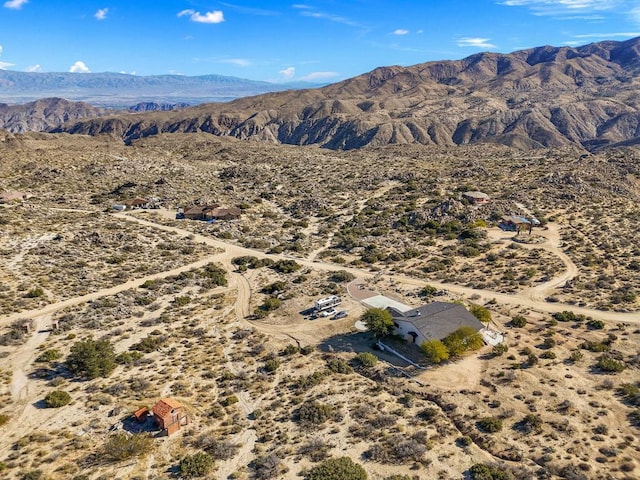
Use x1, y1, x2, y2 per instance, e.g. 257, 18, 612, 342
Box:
332, 310, 348, 320
319, 308, 337, 317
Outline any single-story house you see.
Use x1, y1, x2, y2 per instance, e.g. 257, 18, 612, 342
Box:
152, 398, 188, 436
499, 215, 532, 234
124, 198, 148, 209
462, 191, 490, 205
183, 204, 241, 221
0, 191, 28, 203
387, 302, 484, 345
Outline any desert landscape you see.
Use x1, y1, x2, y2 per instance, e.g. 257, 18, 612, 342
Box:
0, 128, 639, 480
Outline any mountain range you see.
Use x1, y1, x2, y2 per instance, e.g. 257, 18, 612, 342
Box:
8, 37, 640, 151
0, 70, 311, 107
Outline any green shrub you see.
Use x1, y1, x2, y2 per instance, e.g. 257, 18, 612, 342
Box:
271, 259, 302, 273
421, 340, 449, 364
329, 271, 355, 283
179, 451, 214, 478
103, 433, 153, 461
25, 287, 45, 298
492, 343, 508, 356
361, 308, 394, 338
116, 351, 144, 364
65, 339, 116, 379
327, 358, 353, 374
175, 295, 191, 306
477, 417, 503, 433
44, 390, 71, 408
420, 285, 438, 297
517, 414, 543, 434
552, 311, 585, 322
442, 326, 484, 357
510, 315, 527, 327
596, 355, 625, 373
354, 352, 378, 368
587, 319, 605, 330
305, 456, 367, 480
469, 463, 514, 480
221, 395, 239, 407
297, 401, 338, 426
470, 305, 492, 323
35, 349, 62, 363
264, 358, 280, 372
261, 297, 282, 311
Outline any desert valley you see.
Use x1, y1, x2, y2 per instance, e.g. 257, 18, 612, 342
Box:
0, 37, 639, 480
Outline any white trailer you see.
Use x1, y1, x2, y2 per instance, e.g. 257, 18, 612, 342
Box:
314, 295, 341, 311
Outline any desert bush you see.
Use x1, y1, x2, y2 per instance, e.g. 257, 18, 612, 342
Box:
65, 339, 116, 379
35, 349, 62, 363
477, 417, 503, 433
568, 351, 584, 362
516, 414, 543, 434
421, 340, 449, 364
271, 259, 302, 273
596, 355, 625, 373
552, 311, 585, 322
618, 383, 640, 406
510, 315, 527, 327
103, 433, 153, 461
297, 401, 338, 426
542, 337, 556, 349
261, 281, 287, 295
0, 414, 9, 426
327, 358, 353, 374
304, 456, 367, 480
420, 284, 438, 297
586, 319, 605, 330
115, 351, 143, 365
130, 335, 165, 353
365, 434, 427, 464
220, 395, 239, 407
24, 287, 45, 298
329, 271, 355, 283
281, 344, 299, 356
354, 352, 378, 368
179, 451, 213, 478
470, 304, 492, 323
260, 297, 282, 311
44, 390, 71, 408
252, 454, 281, 479
299, 438, 332, 462
492, 343, 508, 356
199, 263, 227, 286
469, 463, 514, 480
264, 358, 280, 372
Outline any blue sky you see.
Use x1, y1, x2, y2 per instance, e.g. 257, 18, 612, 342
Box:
1, 0, 639, 83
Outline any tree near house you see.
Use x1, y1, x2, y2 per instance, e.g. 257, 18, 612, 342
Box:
470, 304, 492, 323
442, 326, 484, 357
420, 340, 450, 364
361, 308, 394, 338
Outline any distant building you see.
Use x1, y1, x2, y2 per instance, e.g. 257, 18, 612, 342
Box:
387, 302, 484, 345
462, 191, 490, 205
124, 198, 148, 209
152, 398, 188, 436
182, 204, 241, 221
499, 215, 532, 234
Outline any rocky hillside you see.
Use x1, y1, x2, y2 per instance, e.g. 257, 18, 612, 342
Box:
0, 98, 108, 133
53, 37, 640, 151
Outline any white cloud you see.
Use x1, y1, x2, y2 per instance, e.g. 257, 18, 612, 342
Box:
3, 0, 28, 9
178, 9, 224, 24
95, 8, 108, 20
279, 66, 295, 79
631, 6, 640, 24
69, 61, 90, 73
26, 64, 41, 72
457, 37, 496, 48
223, 58, 251, 66
573, 31, 640, 37
0, 61, 14, 69
300, 71, 339, 81
393, 29, 409, 35
500, 0, 624, 16
0, 45, 3, 55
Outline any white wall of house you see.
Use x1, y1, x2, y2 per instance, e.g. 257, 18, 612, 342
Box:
393, 320, 427, 345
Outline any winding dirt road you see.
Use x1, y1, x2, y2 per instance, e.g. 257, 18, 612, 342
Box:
2, 212, 638, 330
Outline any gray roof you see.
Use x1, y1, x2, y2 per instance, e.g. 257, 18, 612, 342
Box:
387, 302, 484, 341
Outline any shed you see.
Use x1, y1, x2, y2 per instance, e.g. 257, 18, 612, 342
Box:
152, 398, 189, 436
133, 407, 149, 423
